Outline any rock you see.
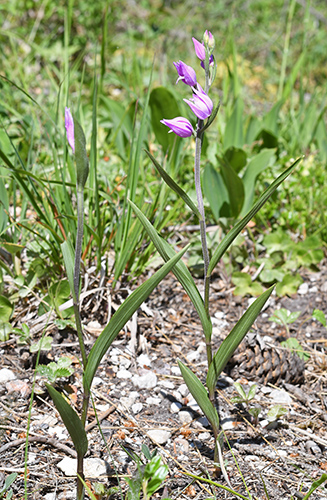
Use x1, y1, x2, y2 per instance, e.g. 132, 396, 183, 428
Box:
221, 417, 236, 430
92, 376, 103, 386
147, 429, 171, 444
177, 384, 189, 397
6, 379, 30, 398
194, 417, 209, 428
269, 389, 293, 405
178, 411, 193, 424
132, 370, 157, 389
146, 396, 161, 405
44, 494, 56, 500
137, 353, 152, 367
159, 380, 175, 390
57, 457, 112, 477
171, 366, 181, 376
298, 283, 309, 294
0, 368, 16, 384
132, 402, 143, 414
305, 440, 322, 455
174, 437, 189, 453
116, 369, 132, 379
198, 432, 211, 441
171, 402, 182, 413
48, 426, 68, 440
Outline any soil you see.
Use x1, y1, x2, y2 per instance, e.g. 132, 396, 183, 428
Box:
1, 263, 327, 500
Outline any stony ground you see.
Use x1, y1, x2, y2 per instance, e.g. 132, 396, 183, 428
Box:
1, 263, 327, 500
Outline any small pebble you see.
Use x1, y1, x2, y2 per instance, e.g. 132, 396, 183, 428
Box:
137, 353, 151, 367
178, 384, 189, 397
194, 417, 209, 428
159, 380, 175, 390
178, 410, 193, 424
269, 389, 293, 405
198, 432, 211, 440
57, 457, 112, 477
277, 449, 288, 458
171, 402, 182, 413
298, 283, 309, 294
221, 418, 236, 430
0, 368, 16, 384
174, 437, 189, 453
92, 376, 103, 386
132, 370, 157, 389
146, 396, 161, 405
132, 403, 143, 414
116, 369, 132, 379
171, 366, 181, 376
305, 440, 322, 455
147, 429, 171, 444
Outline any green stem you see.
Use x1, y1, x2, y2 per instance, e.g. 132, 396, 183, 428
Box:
74, 187, 87, 369
194, 120, 211, 366
76, 453, 85, 500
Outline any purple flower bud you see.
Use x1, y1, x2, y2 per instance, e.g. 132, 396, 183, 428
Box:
204, 30, 214, 49
183, 85, 213, 120
200, 54, 214, 70
65, 107, 75, 152
160, 117, 194, 137
173, 60, 197, 86
192, 37, 206, 61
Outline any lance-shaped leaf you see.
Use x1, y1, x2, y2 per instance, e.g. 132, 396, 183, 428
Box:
46, 383, 88, 457
178, 360, 219, 432
206, 285, 274, 394
208, 157, 302, 276
129, 200, 212, 342
61, 239, 75, 300
84, 244, 190, 389
145, 150, 201, 220
74, 118, 89, 190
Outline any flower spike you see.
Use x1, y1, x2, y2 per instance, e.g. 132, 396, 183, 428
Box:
183, 86, 213, 120
173, 61, 197, 86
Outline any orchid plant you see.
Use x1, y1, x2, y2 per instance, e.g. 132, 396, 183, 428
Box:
45, 31, 301, 500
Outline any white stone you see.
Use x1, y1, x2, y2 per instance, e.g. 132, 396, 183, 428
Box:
119, 356, 131, 369
269, 389, 293, 405
178, 411, 193, 424
57, 457, 111, 477
194, 417, 209, 428
277, 449, 288, 458
171, 402, 182, 413
116, 369, 132, 379
298, 283, 309, 295
137, 353, 152, 367
147, 429, 171, 444
44, 494, 56, 500
171, 366, 181, 376
146, 396, 161, 405
132, 402, 143, 414
48, 426, 68, 440
198, 432, 211, 440
92, 376, 103, 387
159, 380, 175, 389
0, 368, 16, 383
178, 384, 189, 397
221, 418, 235, 430
132, 370, 157, 389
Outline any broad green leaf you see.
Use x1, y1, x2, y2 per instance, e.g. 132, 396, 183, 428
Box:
223, 98, 244, 150
275, 273, 303, 296
84, 244, 190, 389
263, 99, 284, 136
0, 178, 9, 233
234, 382, 247, 400
0, 295, 14, 323
240, 148, 276, 217
149, 87, 181, 153
208, 157, 302, 276
267, 404, 288, 422
203, 162, 229, 220
245, 115, 261, 145
231, 272, 264, 297
178, 360, 219, 432
206, 286, 274, 393
224, 147, 247, 173
61, 240, 76, 300
145, 150, 201, 219
30, 336, 53, 353
129, 200, 212, 342
247, 384, 257, 400
46, 383, 88, 457
0, 472, 17, 495
312, 309, 326, 327
219, 161, 244, 218
0, 322, 12, 341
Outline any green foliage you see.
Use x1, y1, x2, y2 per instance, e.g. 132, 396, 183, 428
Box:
269, 308, 301, 330
0, 472, 17, 500
231, 272, 263, 297
36, 357, 74, 383
38, 280, 74, 319
266, 404, 288, 423
312, 309, 326, 327
281, 337, 310, 362
231, 383, 258, 405
30, 336, 53, 353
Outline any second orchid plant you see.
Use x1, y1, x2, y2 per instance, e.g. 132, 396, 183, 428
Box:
132, 30, 300, 473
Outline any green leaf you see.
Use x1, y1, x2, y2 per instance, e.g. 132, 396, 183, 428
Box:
240, 148, 276, 217
129, 200, 212, 342
223, 97, 244, 150
178, 360, 219, 432
275, 273, 303, 296
312, 309, 326, 327
74, 117, 89, 190
224, 147, 247, 173
269, 308, 301, 325
266, 404, 288, 422
149, 87, 181, 153
46, 384, 88, 457
203, 162, 229, 220
219, 160, 244, 218
0, 322, 12, 341
208, 157, 302, 276
0, 295, 14, 323
231, 272, 264, 297
206, 286, 274, 394
303, 474, 327, 500
30, 336, 53, 353
0, 472, 17, 495
61, 240, 76, 300
145, 150, 201, 219
234, 382, 247, 400
247, 384, 257, 400
84, 244, 190, 390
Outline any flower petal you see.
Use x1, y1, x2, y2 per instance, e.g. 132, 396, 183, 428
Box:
65, 107, 75, 152
160, 117, 194, 137
192, 37, 206, 61
173, 60, 197, 86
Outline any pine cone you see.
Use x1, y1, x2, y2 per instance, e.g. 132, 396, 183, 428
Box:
225, 333, 305, 385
